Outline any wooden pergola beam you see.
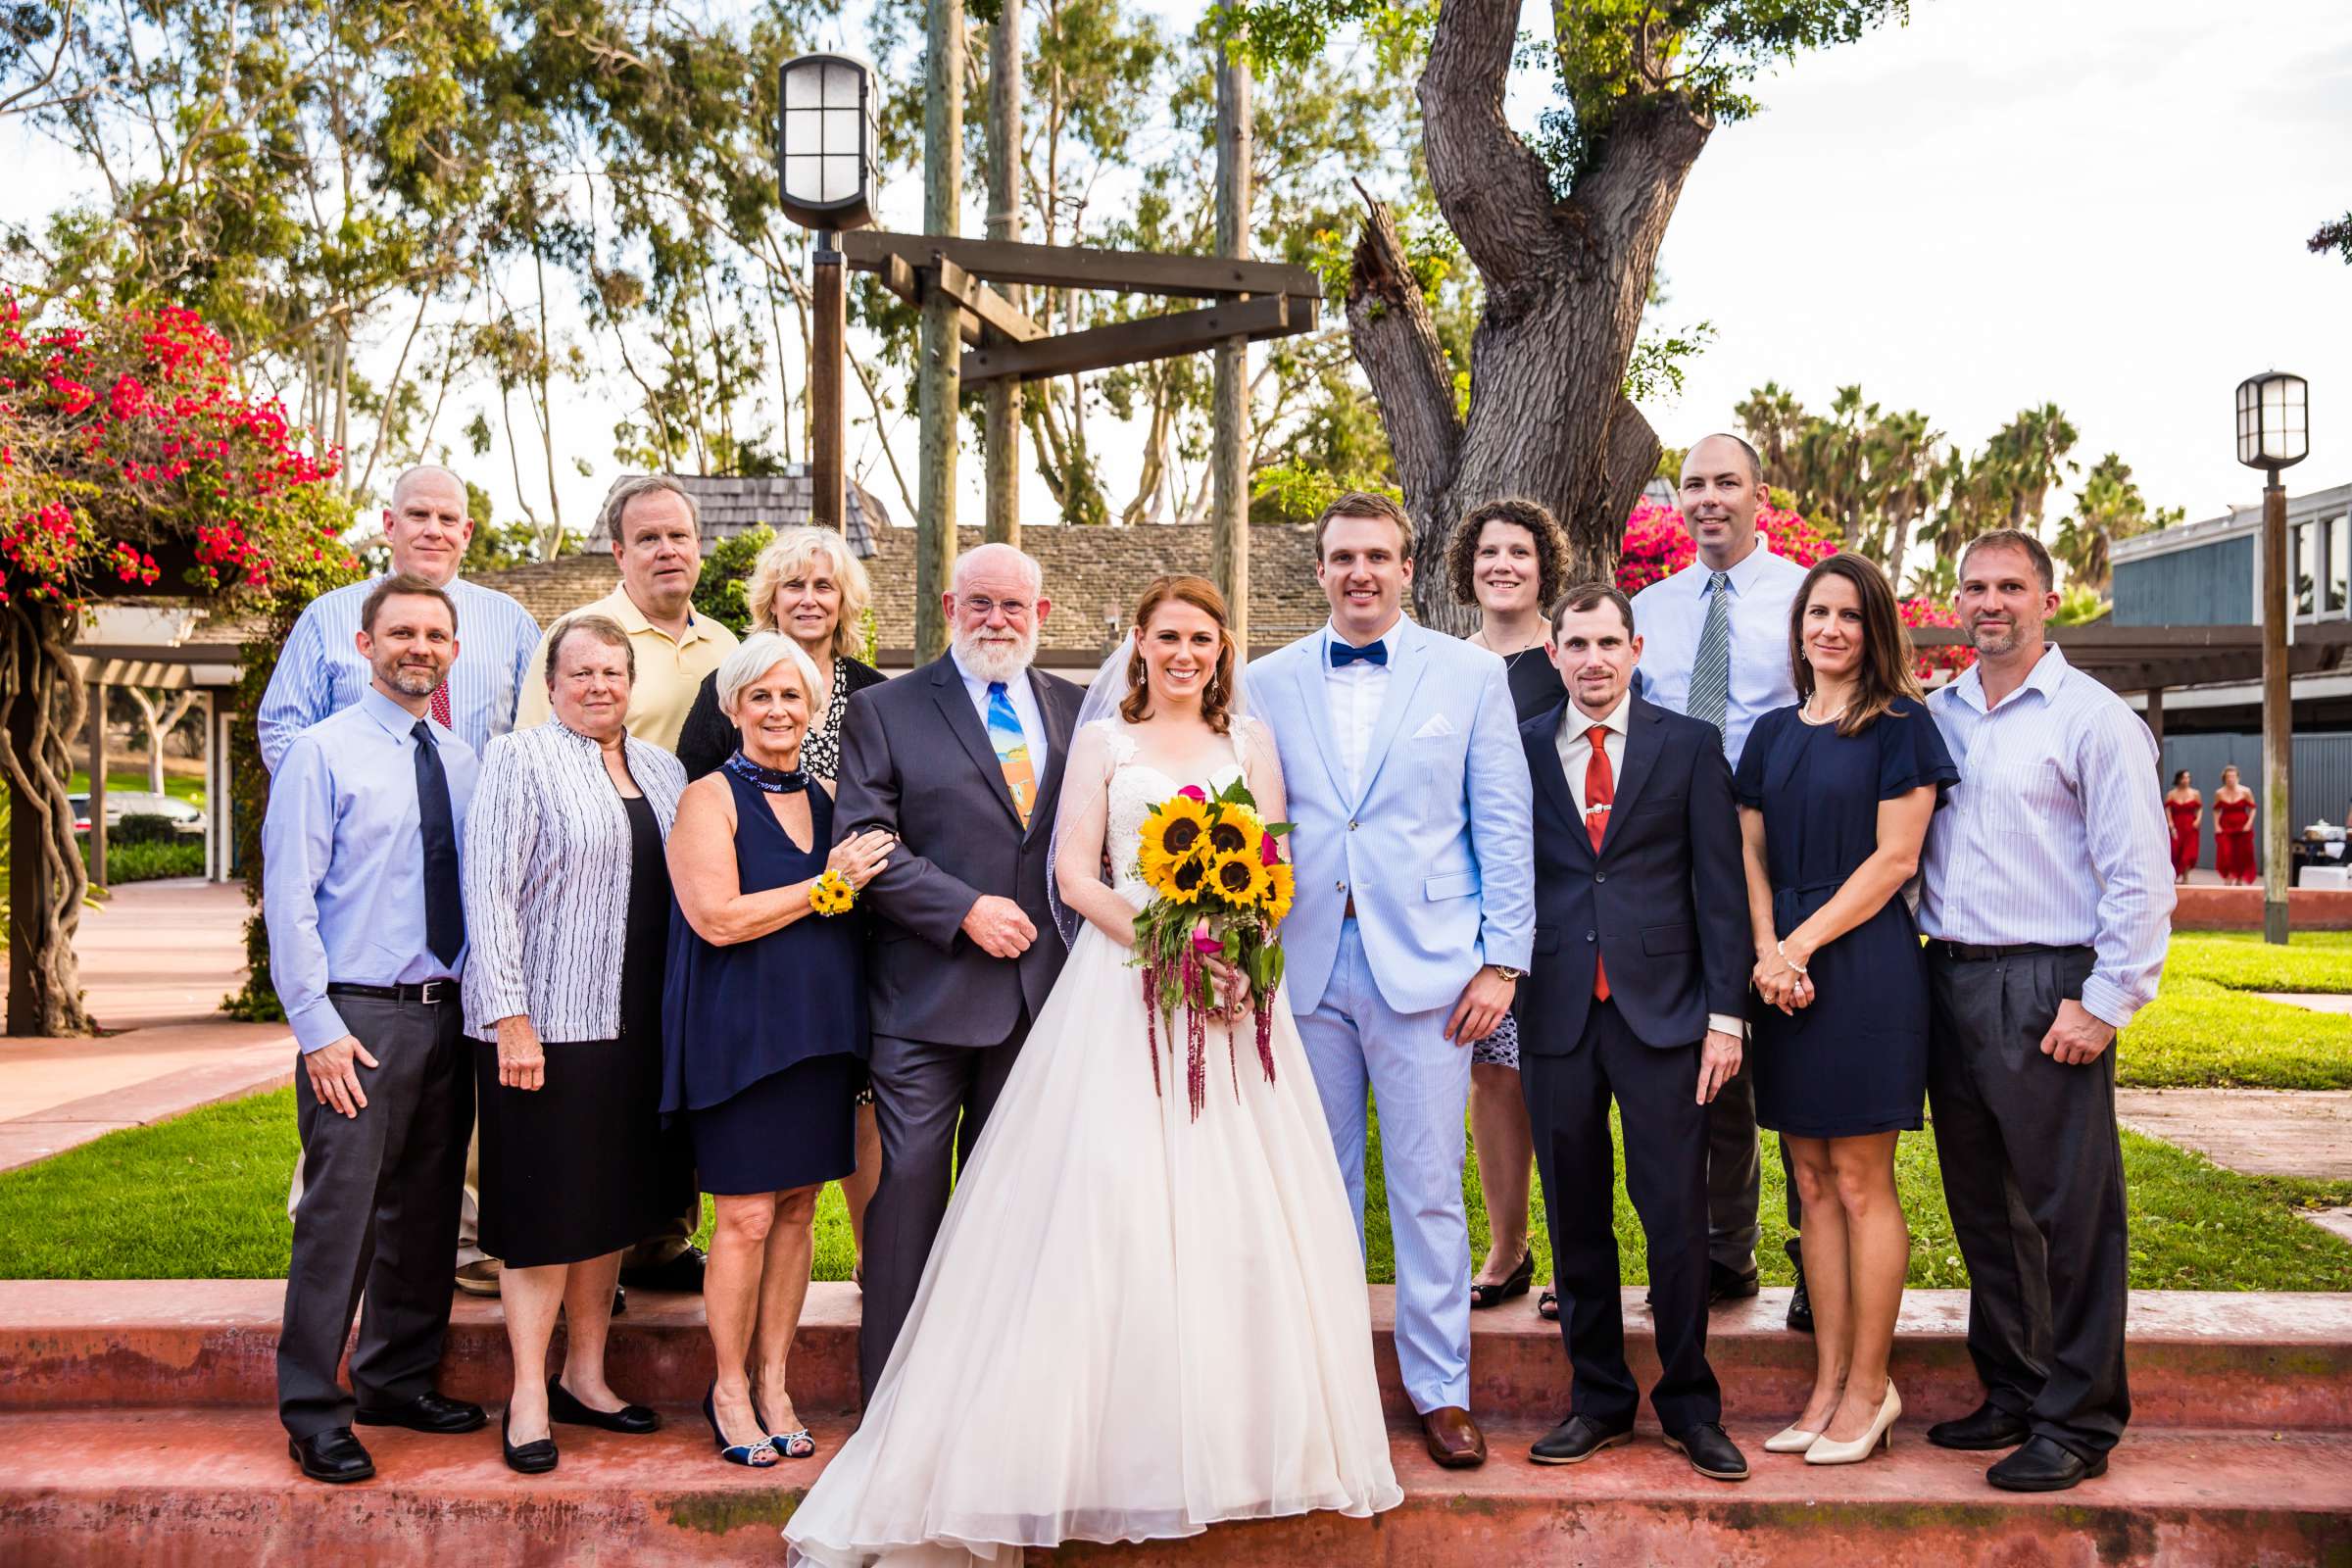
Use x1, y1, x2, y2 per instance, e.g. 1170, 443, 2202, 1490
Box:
843, 229, 1318, 302
961, 294, 1311, 384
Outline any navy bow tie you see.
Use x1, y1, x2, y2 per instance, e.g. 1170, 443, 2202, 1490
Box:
1330, 638, 1389, 668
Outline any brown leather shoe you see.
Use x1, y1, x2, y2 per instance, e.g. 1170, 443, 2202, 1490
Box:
1422, 1405, 1487, 1469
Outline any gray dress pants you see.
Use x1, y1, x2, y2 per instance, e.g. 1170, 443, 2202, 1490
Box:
277, 992, 472, 1439
858, 1023, 1029, 1402
1925, 945, 2131, 1459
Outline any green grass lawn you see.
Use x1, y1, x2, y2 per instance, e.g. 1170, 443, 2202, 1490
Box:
2114, 931, 2352, 1091
4, 1084, 2345, 1293
66, 769, 207, 808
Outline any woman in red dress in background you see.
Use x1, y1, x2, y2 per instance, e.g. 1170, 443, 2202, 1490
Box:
2164, 770, 2203, 883
2213, 765, 2258, 885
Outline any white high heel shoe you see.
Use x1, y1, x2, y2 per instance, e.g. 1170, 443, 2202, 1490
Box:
1763, 1421, 1823, 1454
1804, 1381, 1901, 1465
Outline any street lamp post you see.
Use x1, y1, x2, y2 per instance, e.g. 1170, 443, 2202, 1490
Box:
2235, 369, 2309, 946
776, 53, 879, 534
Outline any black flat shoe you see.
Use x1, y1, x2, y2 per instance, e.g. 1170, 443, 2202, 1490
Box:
354, 1390, 486, 1434
548, 1376, 660, 1435
1986, 1435, 2106, 1493
501, 1407, 559, 1475
621, 1246, 708, 1293
1928, 1400, 2032, 1451
289, 1428, 374, 1484
1469, 1250, 1534, 1310
1529, 1413, 1635, 1465
1665, 1421, 1750, 1482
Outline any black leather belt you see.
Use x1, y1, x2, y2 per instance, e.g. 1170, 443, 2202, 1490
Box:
1925, 941, 2092, 963
326, 979, 459, 1005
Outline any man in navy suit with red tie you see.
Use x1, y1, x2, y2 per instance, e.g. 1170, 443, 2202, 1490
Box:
1514, 582, 1752, 1483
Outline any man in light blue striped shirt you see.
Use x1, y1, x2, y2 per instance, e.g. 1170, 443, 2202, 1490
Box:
257, 466, 542, 773
1918, 528, 2173, 1495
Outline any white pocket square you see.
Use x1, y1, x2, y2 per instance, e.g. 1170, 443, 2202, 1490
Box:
1412, 713, 1457, 739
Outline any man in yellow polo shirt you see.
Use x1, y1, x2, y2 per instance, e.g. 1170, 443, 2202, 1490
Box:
512, 472, 737, 1293
515, 475, 740, 752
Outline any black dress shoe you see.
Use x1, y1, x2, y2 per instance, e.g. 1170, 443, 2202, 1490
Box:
354, 1390, 487, 1434
1785, 1239, 1813, 1333
1664, 1421, 1750, 1482
1987, 1435, 2106, 1493
620, 1245, 707, 1293
1927, 1401, 2033, 1451
612, 1285, 627, 1316
1529, 1413, 1636, 1465
289, 1428, 375, 1484
548, 1376, 660, 1435
502, 1407, 560, 1475
1707, 1264, 1760, 1306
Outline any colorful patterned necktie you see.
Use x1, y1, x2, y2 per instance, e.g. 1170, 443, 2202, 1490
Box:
429, 679, 452, 731
1688, 570, 1732, 737
986, 681, 1038, 828
1585, 723, 1614, 1003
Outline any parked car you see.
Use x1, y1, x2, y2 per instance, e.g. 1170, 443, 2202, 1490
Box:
67, 790, 205, 838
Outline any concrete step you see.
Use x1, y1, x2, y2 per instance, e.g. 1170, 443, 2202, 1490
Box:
3, 1281, 2347, 1432
0, 1405, 2345, 1566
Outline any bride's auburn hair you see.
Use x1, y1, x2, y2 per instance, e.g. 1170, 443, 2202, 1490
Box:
1120, 574, 1239, 734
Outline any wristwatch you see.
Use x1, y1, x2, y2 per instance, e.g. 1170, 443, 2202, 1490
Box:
1487, 964, 1524, 983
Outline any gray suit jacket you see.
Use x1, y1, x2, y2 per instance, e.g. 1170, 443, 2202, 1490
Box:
833, 655, 1085, 1046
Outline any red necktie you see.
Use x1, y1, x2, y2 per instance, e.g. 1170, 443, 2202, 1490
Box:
1585, 724, 1613, 1003
430, 681, 452, 731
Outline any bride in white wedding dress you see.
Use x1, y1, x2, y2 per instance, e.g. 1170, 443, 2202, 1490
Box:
785, 575, 1399, 1568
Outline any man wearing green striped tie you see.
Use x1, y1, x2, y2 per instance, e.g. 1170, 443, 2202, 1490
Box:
1629, 434, 1812, 1328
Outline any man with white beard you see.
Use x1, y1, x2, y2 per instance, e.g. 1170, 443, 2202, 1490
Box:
832, 543, 1088, 1400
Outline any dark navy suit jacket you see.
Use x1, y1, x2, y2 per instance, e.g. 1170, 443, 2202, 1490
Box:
1515, 694, 1750, 1053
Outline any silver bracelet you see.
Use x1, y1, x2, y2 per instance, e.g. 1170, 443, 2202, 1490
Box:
1776, 940, 1809, 976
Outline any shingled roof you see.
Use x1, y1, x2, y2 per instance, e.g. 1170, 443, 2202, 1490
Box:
588, 468, 889, 558
470, 519, 1329, 663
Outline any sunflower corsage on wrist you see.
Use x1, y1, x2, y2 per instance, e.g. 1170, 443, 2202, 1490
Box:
808, 868, 858, 916
1130, 778, 1296, 1120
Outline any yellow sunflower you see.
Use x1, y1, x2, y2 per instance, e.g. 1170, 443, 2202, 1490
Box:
1204, 802, 1264, 858
1207, 850, 1271, 909
1138, 797, 1212, 894
1261, 860, 1296, 923
1166, 854, 1210, 899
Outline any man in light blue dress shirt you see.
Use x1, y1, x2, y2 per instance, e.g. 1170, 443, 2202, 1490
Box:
1917, 529, 2173, 1494
264, 576, 486, 1484
257, 464, 541, 771
1630, 433, 1813, 1320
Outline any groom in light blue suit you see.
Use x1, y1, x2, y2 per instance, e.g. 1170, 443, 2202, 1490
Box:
1248, 492, 1534, 1469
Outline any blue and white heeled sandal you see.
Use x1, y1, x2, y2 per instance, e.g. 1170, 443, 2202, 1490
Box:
703, 1384, 779, 1468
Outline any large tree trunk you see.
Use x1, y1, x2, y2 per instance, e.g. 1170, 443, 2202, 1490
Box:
1348, 0, 1711, 628
2, 605, 92, 1037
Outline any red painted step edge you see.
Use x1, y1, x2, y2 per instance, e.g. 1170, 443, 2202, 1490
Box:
0, 1407, 2345, 1567
1, 1282, 2347, 1431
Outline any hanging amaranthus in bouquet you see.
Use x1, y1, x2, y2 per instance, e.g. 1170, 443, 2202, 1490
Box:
1130, 778, 1297, 1119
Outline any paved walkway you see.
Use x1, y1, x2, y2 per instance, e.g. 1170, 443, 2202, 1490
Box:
2115, 1089, 2352, 1181
0, 879, 290, 1175
2257, 992, 2352, 1014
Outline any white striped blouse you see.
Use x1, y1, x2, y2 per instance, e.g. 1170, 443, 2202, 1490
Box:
461, 719, 687, 1042
1919, 645, 2177, 1029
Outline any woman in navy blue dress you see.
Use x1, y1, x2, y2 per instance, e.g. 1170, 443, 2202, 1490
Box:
1735, 555, 1958, 1470
663, 633, 895, 1468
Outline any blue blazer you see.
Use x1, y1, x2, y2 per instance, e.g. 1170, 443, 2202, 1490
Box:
1248, 617, 1534, 1017
1515, 694, 1750, 1053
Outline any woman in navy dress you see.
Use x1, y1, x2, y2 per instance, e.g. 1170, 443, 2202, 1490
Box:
1736, 554, 1958, 1470
663, 633, 895, 1468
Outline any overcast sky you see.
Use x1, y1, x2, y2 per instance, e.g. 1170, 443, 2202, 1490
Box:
8, 0, 2348, 536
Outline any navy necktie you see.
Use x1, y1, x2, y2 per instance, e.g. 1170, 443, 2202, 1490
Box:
1330, 638, 1389, 668
412, 720, 465, 968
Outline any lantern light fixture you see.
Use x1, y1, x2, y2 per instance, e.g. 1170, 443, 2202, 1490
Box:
777, 52, 879, 233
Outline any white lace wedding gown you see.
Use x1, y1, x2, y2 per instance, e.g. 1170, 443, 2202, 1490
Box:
785, 718, 1400, 1568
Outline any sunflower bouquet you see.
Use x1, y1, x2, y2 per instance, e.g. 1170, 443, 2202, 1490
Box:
1130, 777, 1296, 1119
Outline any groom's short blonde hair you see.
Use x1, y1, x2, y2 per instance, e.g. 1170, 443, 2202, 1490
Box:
1313, 492, 1414, 560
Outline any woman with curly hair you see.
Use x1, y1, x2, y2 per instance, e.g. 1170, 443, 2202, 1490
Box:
1446, 498, 1572, 1321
